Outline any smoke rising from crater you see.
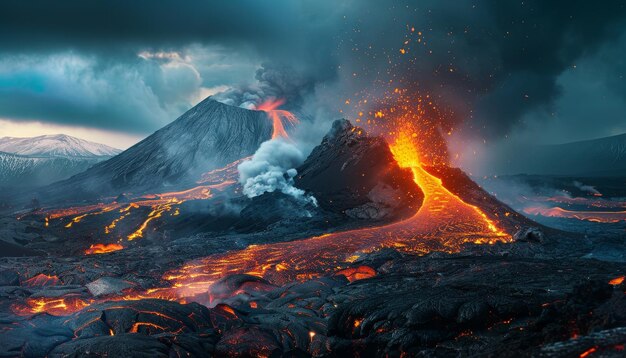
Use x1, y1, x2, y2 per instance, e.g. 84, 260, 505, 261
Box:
238, 139, 317, 206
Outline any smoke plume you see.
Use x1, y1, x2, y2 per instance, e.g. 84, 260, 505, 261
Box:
213, 63, 315, 110
238, 139, 317, 206
573, 181, 602, 196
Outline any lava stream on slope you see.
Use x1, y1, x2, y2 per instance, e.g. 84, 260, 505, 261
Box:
158, 129, 510, 300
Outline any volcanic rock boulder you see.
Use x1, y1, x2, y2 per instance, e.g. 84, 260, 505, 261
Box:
323, 255, 626, 357
86, 276, 136, 297
296, 119, 423, 221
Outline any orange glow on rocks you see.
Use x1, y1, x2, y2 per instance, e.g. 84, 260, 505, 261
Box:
85, 243, 124, 255
23, 273, 60, 287
12, 296, 91, 316
609, 276, 625, 285
335, 266, 377, 282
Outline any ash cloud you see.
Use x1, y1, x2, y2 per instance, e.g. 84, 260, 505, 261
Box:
213, 63, 316, 110
238, 139, 317, 206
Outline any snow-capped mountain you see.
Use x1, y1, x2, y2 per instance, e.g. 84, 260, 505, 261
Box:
0, 134, 121, 158
36, 97, 273, 200
0, 135, 121, 189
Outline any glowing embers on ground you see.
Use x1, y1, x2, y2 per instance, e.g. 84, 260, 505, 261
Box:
255, 98, 299, 140
158, 130, 510, 299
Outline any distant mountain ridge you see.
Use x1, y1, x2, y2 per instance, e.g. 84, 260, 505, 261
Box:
0, 134, 121, 189
0, 134, 121, 158
496, 132, 626, 176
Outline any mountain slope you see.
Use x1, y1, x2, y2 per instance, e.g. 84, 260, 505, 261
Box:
0, 134, 121, 157
37, 97, 273, 200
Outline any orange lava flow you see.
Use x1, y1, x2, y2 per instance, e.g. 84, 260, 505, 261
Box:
85, 243, 124, 255
127, 198, 181, 241
12, 296, 92, 316
523, 206, 626, 223
197, 157, 249, 184
23, 273, 60, 287
64, 204, 120, 228
158, 128, 510, 298
256, 98, 299, 140
609, 276, 625, 285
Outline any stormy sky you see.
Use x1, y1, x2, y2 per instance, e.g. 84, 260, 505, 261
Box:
0, 0, 625, 173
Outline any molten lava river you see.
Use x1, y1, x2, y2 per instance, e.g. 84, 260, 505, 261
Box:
159, 131, 510, 299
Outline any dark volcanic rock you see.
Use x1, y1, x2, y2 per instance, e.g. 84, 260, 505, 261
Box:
208, 273, 276, 305
238, 191, 321, 230
35, 98, 273, 201
114, 193, 129, 203
49, 334, 171, 358
0, 240, 43, 257
12, 299, 220, 357
0, 269, 19, 286
514, 226, 546, 243
323, 256, 626, 357
296, 119, 423, 221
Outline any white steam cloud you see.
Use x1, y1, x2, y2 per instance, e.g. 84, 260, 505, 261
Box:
238, 139, 317, 206
573, 180, 602, 196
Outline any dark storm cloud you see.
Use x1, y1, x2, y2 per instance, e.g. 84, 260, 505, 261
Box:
0, 0, 341, 71
0, 0, 625, 140
0, 1, 279, 51
0, 0, 343, 133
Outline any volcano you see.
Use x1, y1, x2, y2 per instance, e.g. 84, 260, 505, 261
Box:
34, 98, 273, 202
